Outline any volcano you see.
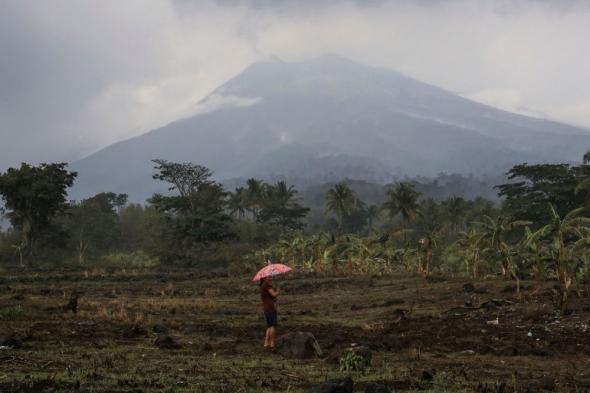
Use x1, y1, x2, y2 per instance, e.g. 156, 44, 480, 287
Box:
71, 55, 590, 201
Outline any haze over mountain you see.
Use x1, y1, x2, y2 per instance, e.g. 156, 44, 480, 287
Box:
70, 55, 590, 201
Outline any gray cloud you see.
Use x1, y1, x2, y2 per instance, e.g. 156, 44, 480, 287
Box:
1, 0, 589, 170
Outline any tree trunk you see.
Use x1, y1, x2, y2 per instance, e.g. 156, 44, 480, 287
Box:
17, 247, 24, 269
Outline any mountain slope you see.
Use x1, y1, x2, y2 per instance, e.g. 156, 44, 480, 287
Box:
71, 55, 590, 201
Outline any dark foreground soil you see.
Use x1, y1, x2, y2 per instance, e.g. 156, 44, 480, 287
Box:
1, 269, 589, 392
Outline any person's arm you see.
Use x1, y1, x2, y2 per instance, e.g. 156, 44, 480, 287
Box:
268, 287, 280, 297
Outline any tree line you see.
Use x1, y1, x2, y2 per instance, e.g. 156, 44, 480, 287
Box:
1, 152, 590, 310
0, 160, 309, 268
247, 151, 590, 311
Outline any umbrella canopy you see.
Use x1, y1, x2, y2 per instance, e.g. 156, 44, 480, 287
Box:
252, 262, 293, 282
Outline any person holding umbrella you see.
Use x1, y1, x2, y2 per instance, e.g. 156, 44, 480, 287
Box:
260, 276, 280, 348
253, 261, 293, 349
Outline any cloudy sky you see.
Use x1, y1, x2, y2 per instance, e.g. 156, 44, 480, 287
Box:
1, 0, 589, 170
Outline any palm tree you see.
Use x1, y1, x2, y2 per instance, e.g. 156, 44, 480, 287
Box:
245, 178, 264, 218
442, 196, 466, 232
382, 182, 420, 225
267, 181, 298, 209
227, 187, 247, 219
474, 215, 531, 278
325, 183, 358, 233
535, 204, 590, 310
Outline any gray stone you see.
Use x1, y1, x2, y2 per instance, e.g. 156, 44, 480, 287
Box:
277, 332, 323, 359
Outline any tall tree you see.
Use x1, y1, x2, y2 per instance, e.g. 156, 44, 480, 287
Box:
383, 182, 420, 227
497, 162, 590, 224
245, 178, 264, 218
228, 187, 248, 219
0, 163, 77, 266
442, 196, 466, 232
149, 160, 235, 263
64, 192, 127, 264
257, 181, 310, 230
325, 183, 358, 233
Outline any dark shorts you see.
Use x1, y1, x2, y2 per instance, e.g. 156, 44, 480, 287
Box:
264, 311, 278, 327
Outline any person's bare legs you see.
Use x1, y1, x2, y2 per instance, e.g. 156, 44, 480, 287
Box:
269, 326, 276, 348
264, 327, 271, 347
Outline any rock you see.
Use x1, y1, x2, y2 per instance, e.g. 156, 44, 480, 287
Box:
309, 377, 353, 393
152, 324, 168, 334
463, 283, 475, 293
154, 335, 182, 349
12, 293, 25, 301
277, 332, 323, 359
365, 383, 391, 393
1, 336, 23, 349
122, 325, 147, 338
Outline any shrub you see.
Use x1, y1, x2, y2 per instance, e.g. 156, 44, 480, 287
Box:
96, 251, 159, 268
339, 350, 369, 372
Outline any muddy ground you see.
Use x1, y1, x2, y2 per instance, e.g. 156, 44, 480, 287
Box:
1, 269, 589, 392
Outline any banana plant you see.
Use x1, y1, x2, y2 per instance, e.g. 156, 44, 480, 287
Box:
535, 205, 590, 310
454, 228, 484, 278
474, 215, 531, 278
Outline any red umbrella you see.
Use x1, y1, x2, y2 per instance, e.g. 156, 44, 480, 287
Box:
252, 261, 293, 282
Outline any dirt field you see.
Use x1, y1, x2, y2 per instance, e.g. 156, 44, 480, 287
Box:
1, 269, 590, 392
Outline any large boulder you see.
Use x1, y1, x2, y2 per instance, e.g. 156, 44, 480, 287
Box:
309, 377, 353, 393
277, 332, 323, 359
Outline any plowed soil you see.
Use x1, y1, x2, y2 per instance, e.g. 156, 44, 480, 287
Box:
1, 270, 589, 392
